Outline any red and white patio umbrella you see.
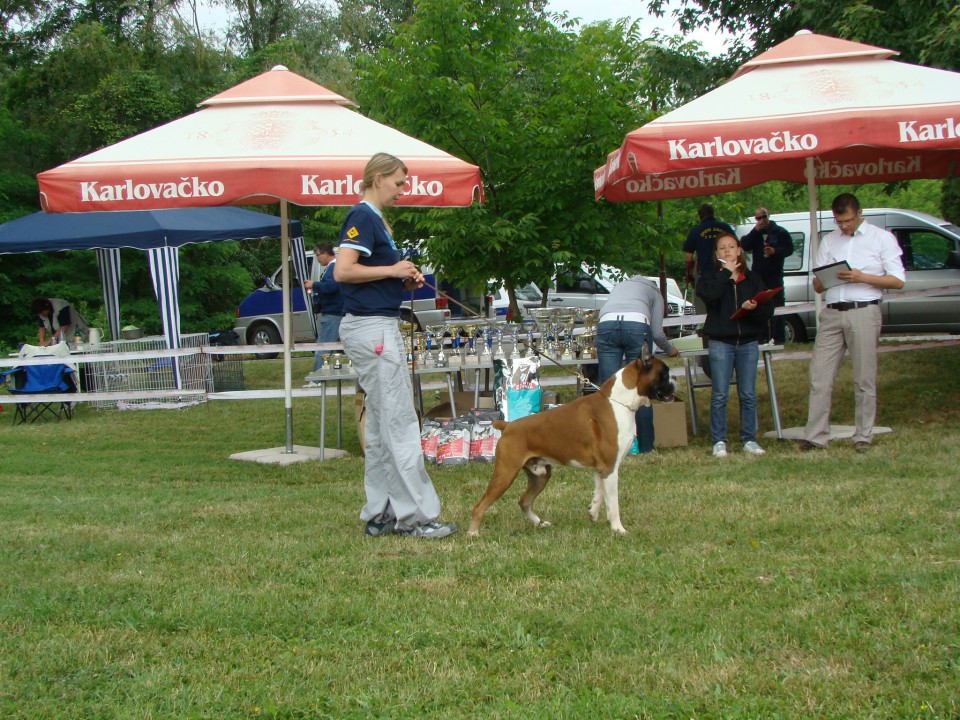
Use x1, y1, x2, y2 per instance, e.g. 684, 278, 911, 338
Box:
595, 31, 960, 205
38, 66, 482, 212
595, 30, 960, 320
38, 66, 483, 457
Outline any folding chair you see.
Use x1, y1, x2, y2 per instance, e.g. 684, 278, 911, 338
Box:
0, 362, 78, 425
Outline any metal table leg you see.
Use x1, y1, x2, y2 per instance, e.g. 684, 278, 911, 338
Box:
683, 357, 698, 436
447, 372, 457, 416
762, 350, 783, 439
336, 379, 342, 449
319, 380, 327, 461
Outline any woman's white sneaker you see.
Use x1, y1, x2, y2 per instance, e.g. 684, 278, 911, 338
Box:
712, 441, 727, 458
743, 441, 765, 456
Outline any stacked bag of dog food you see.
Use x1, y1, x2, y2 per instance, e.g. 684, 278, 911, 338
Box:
420, 357, 545, 465
421, 409, 502, 465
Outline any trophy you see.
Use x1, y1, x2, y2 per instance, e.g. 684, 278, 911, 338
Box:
508, 323, 522, 358
480, 324, 492, 362
319, 352, 333, 374
577, 309, 598, 360
521, 320, 537, 357
556, 308, 578, 359
460, 323, 479, 364
399, 321, 415, 364
448, 325, 463, 364
530, 308, 554, 355
413, 332, 428, 367
427, 322, 449, 367
493, 325, 507, 361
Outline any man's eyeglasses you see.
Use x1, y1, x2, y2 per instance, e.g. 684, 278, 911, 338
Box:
754, 215, 768, 221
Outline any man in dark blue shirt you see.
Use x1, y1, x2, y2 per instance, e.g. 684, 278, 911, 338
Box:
683, 204, 736, 281
740, 206, 794, 344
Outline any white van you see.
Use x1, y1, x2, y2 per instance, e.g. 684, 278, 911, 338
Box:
735, 208, 960, 342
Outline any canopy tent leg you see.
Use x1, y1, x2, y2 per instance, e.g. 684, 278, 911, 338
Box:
281, 200, 294, 453
148, 246, 182, 388
96, 248, 122, 342
806, 156, 822, 326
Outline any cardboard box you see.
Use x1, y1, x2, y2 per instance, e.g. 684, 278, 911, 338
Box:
653, 401, 687, 447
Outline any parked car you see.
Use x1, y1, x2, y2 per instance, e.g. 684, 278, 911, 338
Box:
542, 266, 695, 327
234, 250, 451, 353
734, 208, 960, 342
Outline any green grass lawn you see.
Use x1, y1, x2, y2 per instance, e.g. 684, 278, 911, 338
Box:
1, 346, 958, 719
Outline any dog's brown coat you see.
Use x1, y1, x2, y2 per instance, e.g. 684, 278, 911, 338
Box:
467, 353, 673, 536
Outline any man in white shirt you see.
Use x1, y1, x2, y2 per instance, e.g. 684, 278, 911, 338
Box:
799, 193, 905, 452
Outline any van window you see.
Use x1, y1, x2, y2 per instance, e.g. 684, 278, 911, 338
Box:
515, 283, 542, 302
557, 272, 608, 294
783, 233, 806, 272
894, 230, 954, 271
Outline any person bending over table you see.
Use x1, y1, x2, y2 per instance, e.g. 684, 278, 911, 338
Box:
596, 276, 679, 454
31, 297, 88, 347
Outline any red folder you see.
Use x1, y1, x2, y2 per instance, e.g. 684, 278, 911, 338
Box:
730, 287, 783, 320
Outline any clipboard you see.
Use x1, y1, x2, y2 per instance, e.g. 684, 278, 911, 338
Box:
730, 287, 782, 320
813, 260, 851, 289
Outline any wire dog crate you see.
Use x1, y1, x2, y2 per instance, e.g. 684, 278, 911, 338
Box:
83, 332, 213, 409
210, 354, 245, 392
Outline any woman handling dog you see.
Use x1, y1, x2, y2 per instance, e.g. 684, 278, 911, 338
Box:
696, 233, 773, 458
334, 152, 456, 539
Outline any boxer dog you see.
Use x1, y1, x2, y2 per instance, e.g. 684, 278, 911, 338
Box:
467, 346, 675, 536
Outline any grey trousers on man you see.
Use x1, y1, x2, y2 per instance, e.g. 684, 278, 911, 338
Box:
339, 314, 441, 530
804, 304, 882, 446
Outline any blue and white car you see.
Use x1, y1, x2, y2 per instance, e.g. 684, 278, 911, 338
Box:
234, 250, 451, 352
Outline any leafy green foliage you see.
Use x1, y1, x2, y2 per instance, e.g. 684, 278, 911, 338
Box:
647, 0, 960, 71
355, 2, 717, 311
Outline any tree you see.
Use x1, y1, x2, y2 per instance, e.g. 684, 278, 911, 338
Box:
356, 0, 708, 316
336, 0, 414, 54
647, 0, 960, 71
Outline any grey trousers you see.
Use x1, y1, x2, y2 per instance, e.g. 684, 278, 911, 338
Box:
339, 314, 441, 530
804, 304, 882, 446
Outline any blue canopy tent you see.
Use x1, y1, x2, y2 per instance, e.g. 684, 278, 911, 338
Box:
0, 207, 309, 387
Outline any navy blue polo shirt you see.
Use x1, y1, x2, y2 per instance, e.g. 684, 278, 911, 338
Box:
682, 218, 736, 275
338, 201, 403, 317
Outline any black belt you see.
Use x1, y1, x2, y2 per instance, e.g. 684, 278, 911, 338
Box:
827, 300, 879, 311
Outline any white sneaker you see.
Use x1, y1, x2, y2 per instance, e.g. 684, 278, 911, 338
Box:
712, 441, 727, 458
743, 441, 765, 456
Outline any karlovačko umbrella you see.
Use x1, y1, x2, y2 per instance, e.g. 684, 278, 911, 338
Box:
595, 30, 960, 270
37, 65, 483, 460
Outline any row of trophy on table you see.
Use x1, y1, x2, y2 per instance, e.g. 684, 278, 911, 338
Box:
400, 307, 598, 369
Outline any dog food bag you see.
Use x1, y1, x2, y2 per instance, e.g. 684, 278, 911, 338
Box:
420, 418, 442, 463
468, 412, 502, 462
500, 356, 541, 422
436, 419, 471, 466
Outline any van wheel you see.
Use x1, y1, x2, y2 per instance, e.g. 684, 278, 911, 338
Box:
248, 322, 281, 359
784, 315, 807, 344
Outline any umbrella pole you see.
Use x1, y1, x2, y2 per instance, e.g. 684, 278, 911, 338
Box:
281, 199, 294, 453
806, 156, 822, 327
